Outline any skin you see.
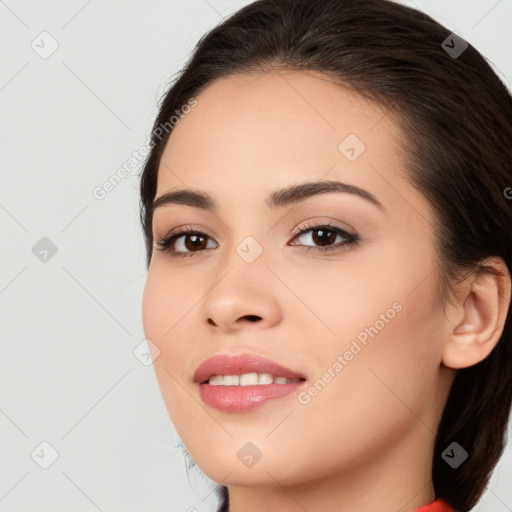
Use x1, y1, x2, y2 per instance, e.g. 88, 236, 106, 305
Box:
142, 70, 511, 512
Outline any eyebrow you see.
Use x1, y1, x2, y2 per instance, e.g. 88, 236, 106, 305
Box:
150, 180, 385, 215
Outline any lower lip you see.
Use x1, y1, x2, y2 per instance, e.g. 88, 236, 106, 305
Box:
198, 381, 306, 412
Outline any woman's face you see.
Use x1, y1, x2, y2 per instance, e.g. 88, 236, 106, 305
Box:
142, 70, 455, 492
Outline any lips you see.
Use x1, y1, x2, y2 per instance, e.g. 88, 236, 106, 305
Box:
193, 353, 306, 384
194, 353, 307, 412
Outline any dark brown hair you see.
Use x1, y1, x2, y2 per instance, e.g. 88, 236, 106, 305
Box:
138, 1, 512, 510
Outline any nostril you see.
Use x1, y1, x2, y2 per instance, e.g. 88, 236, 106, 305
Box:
244, 315, 260, 322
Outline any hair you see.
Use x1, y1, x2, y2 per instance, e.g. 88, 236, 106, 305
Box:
138, 0, 512, 510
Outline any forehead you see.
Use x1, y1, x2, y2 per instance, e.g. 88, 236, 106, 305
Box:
155, 70, 411, 215
161, 70, 399, 158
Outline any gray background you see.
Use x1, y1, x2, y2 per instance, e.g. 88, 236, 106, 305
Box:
0, 0, 511, 510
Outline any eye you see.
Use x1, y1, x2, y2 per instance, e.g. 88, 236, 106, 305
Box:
155, 225, 217, 259
289, 222, 359, 253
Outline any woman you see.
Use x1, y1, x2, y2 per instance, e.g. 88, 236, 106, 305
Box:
139, 0, 512, 510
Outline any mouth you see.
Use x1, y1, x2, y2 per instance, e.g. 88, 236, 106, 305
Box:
194, 353, 307, 412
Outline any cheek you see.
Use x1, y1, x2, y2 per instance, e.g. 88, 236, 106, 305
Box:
302, 259, 444, 431
141, 268, 203, 415
273, 236, 438, 361
141, 266, 192, 344
141, 269, 166, 339
141, 271, 185, 386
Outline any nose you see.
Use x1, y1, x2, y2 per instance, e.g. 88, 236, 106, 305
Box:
200, 269, 283, 334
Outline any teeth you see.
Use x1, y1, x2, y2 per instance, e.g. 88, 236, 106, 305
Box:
208, 375, 225, 385
258, 373, 273, 385
207, 372, 302, 386
223, 375, 240, 386
240, 372, 259, 386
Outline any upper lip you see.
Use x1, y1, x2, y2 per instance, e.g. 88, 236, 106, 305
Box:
193, 353, 307, 384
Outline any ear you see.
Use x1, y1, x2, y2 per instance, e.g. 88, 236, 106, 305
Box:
442, 256, 511, 369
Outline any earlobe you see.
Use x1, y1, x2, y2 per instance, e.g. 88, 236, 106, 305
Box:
442, 257, 512, 369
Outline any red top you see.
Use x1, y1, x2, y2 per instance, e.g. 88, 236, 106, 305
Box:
414, 498, 456, 511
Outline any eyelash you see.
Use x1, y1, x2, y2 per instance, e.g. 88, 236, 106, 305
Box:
154, 221, 359, 260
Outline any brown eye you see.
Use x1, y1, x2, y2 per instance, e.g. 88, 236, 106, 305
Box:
291, 223, 358, 252
155, 228, 217, 259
